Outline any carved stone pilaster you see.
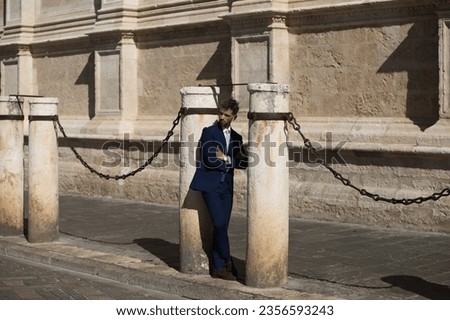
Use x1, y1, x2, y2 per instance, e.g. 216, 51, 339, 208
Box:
438, 11, 450, 119
223, 10, 289, 105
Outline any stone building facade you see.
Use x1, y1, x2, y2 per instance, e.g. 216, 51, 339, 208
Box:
1, 0, 450, 232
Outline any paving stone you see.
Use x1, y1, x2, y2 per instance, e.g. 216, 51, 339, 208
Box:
0, 255, 186, 300
5, 193, 449, 300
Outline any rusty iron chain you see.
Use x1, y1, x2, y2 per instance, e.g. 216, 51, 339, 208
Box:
55, 108, 185, 180
286, 113, 450, 205
53, 108, 450, 204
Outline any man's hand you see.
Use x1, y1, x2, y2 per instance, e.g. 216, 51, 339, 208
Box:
216, 147, 230, 164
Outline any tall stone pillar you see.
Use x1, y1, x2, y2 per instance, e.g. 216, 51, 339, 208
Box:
0, 97, 24, 236
179, 87, 219, 274
28, 98, 59, 243
246, 83, 290, 288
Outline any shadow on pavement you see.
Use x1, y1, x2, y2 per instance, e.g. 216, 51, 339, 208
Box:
134, 238, 180, 270
382, 275, 450, 300
134, 238, 247, 283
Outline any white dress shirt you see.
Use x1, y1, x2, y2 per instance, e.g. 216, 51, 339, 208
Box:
223, 127, 231, 152
222, 127, 231, 164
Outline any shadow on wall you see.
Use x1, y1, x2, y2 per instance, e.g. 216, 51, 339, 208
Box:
382, 275, 450, 299
94, 0, 101, 13
377, 23, 439, 131
73, 0, 101, 120
75, 53, 95, 119
227, 0, 233, 13
196, 39, 233, 102
75, 39, 232, 119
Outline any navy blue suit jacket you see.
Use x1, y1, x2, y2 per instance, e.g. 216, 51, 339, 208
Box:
190, 122, 247, 192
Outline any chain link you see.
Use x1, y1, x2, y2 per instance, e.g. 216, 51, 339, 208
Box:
55, 108, 184, 181
54, 109, 450, 204
286, 112, 450, 205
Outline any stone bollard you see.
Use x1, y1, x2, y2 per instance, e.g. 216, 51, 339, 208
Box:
246, 83, 290, 287
179, 87, 219, 274
28, 97, 59, 243
0, 96, 24, 236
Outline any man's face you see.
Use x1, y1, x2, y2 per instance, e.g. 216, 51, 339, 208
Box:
218, 108, 235, 129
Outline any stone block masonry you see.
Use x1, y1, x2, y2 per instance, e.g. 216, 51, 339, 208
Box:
1, 0, 450, 232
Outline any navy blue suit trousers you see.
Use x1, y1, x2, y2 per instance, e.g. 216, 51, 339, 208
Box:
189, 123, 247, 270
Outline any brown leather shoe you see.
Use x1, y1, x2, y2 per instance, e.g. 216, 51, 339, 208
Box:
211, 268, 236, 281
225, 260, 238, 278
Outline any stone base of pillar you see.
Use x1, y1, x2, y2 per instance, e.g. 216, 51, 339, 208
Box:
180, 190, 212, 274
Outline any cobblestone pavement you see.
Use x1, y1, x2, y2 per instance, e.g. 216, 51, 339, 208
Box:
1, 193, 448, 300
0, 255, 186, 300
57, 194, 450, 300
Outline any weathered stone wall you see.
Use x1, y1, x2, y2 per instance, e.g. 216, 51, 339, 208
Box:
286, 4, 450, 232
138, 37, 232, 117
290, 20, 439, 119
33, 49, 93, 117
1, 0, 450, 233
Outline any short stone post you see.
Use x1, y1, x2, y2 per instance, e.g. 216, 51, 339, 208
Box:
246, 83, 290, 287
0, 96, 24, 236
28, 97, 59, 243
179, 87, 219, 274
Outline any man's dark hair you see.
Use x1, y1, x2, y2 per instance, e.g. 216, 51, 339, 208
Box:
220, 98, 239, 116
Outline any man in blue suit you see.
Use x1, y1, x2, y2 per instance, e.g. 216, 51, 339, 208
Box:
190, 98, 247, 281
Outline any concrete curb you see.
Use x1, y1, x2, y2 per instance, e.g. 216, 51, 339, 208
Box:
0, 236, 335, 300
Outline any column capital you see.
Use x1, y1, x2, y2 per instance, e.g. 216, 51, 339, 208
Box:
180, 86, 220, 110
120, 31, 135, 43
29, 97, 58, 116
248, 83, 290, 114
17, 45, 31, 55
0, 96, 23, 118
